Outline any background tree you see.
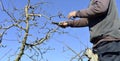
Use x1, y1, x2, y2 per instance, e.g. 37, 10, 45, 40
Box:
0, 0, 65, 61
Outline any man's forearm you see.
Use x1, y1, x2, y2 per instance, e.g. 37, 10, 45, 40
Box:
66, 18, 88, 27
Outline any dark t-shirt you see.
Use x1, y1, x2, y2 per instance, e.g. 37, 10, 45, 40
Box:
89, 0, 120, 42
66, 0, 120, 44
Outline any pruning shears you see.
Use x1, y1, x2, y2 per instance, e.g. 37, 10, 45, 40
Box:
52, 22, 60, 25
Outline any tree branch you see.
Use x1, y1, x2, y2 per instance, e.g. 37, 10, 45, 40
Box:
0, 0, 17, 23
26, 27, 58, 47
15, 4, 30, 61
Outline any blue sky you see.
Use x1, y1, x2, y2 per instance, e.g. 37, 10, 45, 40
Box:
0, 0, 120, 61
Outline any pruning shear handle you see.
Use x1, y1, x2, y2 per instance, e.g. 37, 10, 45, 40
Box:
52, 22, 60, 25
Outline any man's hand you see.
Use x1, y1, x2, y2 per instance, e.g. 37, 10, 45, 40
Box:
52, 21, 68, 28
68, 11, 77, 19
58, 21, 68, 28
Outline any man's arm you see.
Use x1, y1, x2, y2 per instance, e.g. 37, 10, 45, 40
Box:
58, 18, 88, 28
68, 0, 110, 18
66, 18, 88, 27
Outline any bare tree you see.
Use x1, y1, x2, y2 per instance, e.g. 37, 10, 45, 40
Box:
0, 0, 96, 61
0, 0, 64, 61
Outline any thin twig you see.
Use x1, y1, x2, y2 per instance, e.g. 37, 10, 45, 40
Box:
0, 0, 17, 23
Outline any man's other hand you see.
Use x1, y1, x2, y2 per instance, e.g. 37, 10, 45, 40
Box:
68, 11, 77, 19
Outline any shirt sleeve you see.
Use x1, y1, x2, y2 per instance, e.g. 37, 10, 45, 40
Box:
66, 18, 88, 27
76, 0, 110, 18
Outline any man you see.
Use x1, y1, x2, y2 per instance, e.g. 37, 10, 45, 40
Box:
58, 0, 120, 61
